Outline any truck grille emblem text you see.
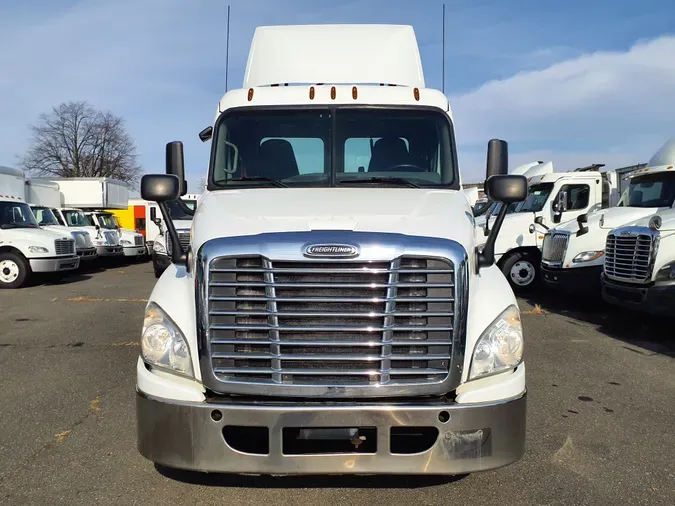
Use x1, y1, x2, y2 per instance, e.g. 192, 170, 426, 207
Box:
304, 244, 359, 258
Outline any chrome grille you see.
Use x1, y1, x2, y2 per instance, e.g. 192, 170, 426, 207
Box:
604, 230, 656, 283
207, 256, 454, 389
55, 238, 75, 255
134, 235, 144, 246
166, 230, 190, 256
542, 232, 569, 265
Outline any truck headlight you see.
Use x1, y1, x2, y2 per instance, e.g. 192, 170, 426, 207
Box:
141, 303, 193, 377
153, 242, 166, 253
470, 305, 524, 380
655, 262, 675, 282
572, 251, 604, 263
28, 246, 49, 253
120, 240, 131, 245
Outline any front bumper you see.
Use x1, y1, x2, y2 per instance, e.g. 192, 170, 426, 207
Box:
77, 247, 98, 260
137, 390, 526, 475
29, 256, 80, 272
601, 274, 675, 316
123, 245, 147, 257
95, 245, 123, 257
541, 264, 602, 293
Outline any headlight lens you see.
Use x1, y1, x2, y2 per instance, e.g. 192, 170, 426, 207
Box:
120, 240, 131, 245
153, 242, 166, 253
470, 305, 524, 380
28, 246, 49, 253
141, 303, 193, 377
572, 251, 604, 263
655, 262, 675, 282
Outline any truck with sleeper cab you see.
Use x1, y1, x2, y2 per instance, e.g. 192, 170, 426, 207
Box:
136, 24, 528, 475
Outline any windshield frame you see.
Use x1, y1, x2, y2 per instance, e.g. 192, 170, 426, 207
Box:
96, 213, 118, 230
30, 205, 60, 226
623, 172, 675, 209
62, 209, 89, 227
517, 182, 555, 213
207, 104, 460, 191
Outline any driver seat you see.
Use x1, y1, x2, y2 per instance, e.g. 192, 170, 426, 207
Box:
252, 139, 299, 180
368, 137, 410, 172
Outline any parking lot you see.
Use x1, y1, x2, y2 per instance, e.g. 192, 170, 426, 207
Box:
0, 260, 673, 506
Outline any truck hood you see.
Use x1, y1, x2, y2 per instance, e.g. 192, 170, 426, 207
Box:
192, 188, 474, 250
626, 209, 675, 231
0, 227, 71, 251
554, 206, 665, 234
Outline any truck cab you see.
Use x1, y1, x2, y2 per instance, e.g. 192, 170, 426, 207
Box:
541, 138, 675, 294
52, 207, 123, 257
481, 166, 615, 291
0, 166, 79, 288
135, 24, 528, 476
86, 211, 146, 258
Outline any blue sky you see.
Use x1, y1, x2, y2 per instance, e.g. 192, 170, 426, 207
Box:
1, 0, 675, 189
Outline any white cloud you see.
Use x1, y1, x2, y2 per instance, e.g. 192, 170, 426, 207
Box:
452, 36, 675, 181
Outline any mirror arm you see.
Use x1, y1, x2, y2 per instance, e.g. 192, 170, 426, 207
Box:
476, 204, 509, 272
157, 201, 186, 265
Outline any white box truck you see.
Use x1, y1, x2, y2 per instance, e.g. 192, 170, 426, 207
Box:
541, 138, 675, 294
135, 24, 529, 476
25, 179, 97, 261
0, 166, 79, 288
48, 177, 144, 258
51, 207, 123, 257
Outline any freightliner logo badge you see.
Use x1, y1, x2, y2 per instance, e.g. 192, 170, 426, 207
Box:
304, 244, 359, 258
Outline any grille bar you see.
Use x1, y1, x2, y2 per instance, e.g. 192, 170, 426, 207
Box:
54, 239, 75, 255
542, 233, 569, 265
604, 231, 656, 283
207, 255, 454, 390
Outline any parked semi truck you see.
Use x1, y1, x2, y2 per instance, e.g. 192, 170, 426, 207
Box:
136, 24, 528, 476
25, 179, 97, 261
541, 138, 675, 294
478, 164, 618, 291
0, 166, 79, 288
601, 207, 675, 315
149, 195, 199, 278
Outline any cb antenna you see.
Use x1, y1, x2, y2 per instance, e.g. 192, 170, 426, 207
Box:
442, 3, 446, 94
225, 4, 231, 92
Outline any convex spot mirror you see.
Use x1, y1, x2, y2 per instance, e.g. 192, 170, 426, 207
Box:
485, 175, 528, 204
141, 174, 181, 203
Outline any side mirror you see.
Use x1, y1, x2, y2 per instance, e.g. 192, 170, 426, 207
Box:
141, 174, 185, 265
477, 173, 528, 272
166, 141, 188, 197
149, 207, 162, 226
485, 139, 508, 179
534, 216, 549, 230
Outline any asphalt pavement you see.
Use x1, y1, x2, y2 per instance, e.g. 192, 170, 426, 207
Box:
0, 260, 673, 506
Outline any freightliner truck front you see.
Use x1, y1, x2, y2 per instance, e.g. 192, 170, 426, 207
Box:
136, 24, 528, 475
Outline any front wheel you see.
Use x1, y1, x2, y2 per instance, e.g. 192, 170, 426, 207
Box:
501, 251, 540, 292
0, 252, 30, 289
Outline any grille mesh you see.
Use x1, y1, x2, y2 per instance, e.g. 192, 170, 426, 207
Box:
207, 256, 455, 387
134, 235, 144, 246
54, 239, 75, 255
542, 233, 569, 264
604, 233, 654, 282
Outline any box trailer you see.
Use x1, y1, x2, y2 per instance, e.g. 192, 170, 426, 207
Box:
46, 177, 129, 209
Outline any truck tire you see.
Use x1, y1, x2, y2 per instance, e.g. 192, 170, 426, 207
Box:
0, 252, 30, 289
501, 251, 540, 293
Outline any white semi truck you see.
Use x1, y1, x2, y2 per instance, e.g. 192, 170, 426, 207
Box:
478, 164, 618, 291
149, 194, 200, 278
601, 207, 675, 316
541, 138, 675, 294
136, 24, 529, 476
0, 166, 79, 288
25, 179, 98, 261
47, 177, 145, 259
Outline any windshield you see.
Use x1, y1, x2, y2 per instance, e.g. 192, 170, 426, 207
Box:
95, 213, 118, 229
210, 107, 457, 189
167, 200, 196, 220
517, 183, 554, 213
31, 206, 59, 226
62, 210, 89, 227
623, 173, 675, 208
0, 202, 39, 229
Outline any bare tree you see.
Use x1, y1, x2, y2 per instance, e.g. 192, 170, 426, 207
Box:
21, 101, 142, 185
196, 176, 207, 194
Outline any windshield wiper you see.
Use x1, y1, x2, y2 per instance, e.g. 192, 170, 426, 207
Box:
227, 177, 288, 188
339, 177, 420, 189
